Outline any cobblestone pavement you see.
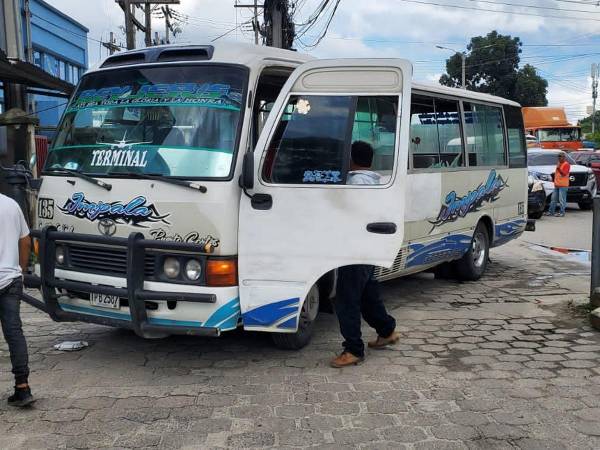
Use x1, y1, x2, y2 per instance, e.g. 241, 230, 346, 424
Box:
1, 240, 599, 449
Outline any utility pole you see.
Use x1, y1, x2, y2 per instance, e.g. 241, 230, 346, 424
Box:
102, 31, 121, 55
144, 3, 152, 47
593, 63, 599, 134
437, 45, 466, 89
115, 0, 179, 50
263, 0, 293, 49
234, 1, 264, 45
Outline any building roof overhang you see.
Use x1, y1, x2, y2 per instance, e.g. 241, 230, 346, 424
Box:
0, 50, 74, 95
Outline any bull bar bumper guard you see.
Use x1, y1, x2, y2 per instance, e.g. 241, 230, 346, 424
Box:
23, 226, 221, 338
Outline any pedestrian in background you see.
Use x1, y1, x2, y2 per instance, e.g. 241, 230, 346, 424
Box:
0, 193, 34, 406
546, 152, 570, 217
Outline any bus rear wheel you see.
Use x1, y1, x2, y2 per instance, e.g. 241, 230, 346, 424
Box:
453, 222, 490, 281
271, 284, 319, 350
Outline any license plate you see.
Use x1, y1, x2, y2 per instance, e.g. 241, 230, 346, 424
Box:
90, 292, 120, 309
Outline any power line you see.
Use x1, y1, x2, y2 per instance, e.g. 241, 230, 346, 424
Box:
463, 0, 600, 15
392, 0, 600, 22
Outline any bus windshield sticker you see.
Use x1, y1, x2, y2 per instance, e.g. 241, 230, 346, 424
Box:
59, 192, 170, 227
67, 83, 242, 112
149, 228, 220, 253
429, 170, 507, 231
302, 170, 342, 183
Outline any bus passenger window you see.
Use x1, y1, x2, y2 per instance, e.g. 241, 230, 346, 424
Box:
463, 103, 506, 167
505, 105, 527, 168
410, 95, 439, 169
351, 96, 398, 183
262, 95, 353, 184
262, 95, 399, 185
435, 98, 462, 168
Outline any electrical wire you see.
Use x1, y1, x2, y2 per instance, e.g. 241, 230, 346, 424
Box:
463, 0, 600, 15
391, 0, 600, 22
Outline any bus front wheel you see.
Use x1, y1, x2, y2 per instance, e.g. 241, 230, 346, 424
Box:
271, 284, 319, 350
453, 222, 490, 281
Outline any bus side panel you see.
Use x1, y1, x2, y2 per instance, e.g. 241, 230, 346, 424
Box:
395, 168, 525, 276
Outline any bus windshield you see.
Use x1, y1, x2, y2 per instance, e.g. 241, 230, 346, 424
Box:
46, 65, 247, 179
538, 127, 581, 142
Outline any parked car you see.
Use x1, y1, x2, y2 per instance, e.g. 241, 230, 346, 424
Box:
528, 148, 597, 210
527, 175, 546, 219
570, 150, 600, 186
582, 140, 598, 150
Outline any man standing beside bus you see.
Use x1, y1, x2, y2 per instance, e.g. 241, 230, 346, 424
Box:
0, 193, 34, 406
546, 152, 570, 217
331, 141, 399, 368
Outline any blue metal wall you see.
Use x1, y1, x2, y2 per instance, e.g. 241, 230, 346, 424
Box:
20, 0, 88, 131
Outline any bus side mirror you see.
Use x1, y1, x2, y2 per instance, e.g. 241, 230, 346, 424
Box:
242, 152, 254, 190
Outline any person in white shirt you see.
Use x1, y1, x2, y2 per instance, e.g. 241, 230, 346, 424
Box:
331, 141, 399, 368
0, 193, 34, 406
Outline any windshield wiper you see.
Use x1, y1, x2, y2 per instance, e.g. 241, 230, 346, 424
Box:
45, 167, 112, 191
106, 171, 207, 193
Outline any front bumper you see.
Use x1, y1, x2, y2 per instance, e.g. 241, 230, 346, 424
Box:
24, 226, 229, 338
567, 187, 594, 203
528, 189, 546, 215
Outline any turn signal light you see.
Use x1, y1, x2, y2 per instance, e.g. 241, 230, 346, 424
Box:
206, 258, 237, 287
33, 239, 39, 258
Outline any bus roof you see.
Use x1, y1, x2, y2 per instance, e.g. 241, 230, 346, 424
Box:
411, 81, 521, 107
88, 42, 314, 74
86, 43, 520, 108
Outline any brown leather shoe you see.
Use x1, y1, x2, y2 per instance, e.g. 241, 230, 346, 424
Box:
368, 331, 400, 349
330, 352, 364, 368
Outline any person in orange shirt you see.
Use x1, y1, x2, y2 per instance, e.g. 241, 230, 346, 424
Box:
546, 152, 571, 217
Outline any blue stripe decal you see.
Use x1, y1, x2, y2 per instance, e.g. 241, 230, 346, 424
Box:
243, 298, 299, 327
406, 234, 472, 268
59, 299, 240, 329
59, 303, 132, 321
203, 298, 241, 329
494, 219, 526, 245
277, 316, 297, 330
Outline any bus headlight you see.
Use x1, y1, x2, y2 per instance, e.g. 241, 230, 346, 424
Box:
163, 257, 181, 279
55, 246, 66, 265
185, 259, 202, 281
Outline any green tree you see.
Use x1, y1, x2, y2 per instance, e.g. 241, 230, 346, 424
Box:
439, 31, 548, 106
579, 111, 600, 135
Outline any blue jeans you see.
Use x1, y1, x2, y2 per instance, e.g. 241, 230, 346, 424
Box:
335, 265, 396, 357
549, 187, 568, 215
0, 279, 29, 385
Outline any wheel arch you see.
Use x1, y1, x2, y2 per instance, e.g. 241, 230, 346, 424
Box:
478, 214, 494, 243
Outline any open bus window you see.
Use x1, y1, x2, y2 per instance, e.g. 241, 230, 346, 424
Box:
409, 94, 463, 170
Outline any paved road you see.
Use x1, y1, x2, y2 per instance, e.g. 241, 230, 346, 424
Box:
526, 204, 593, 251
1, 239, 599, 449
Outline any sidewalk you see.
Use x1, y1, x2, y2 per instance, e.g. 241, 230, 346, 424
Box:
1, 239, 598, 449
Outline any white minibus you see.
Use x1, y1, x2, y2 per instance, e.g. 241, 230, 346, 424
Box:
26, 43, 529, 349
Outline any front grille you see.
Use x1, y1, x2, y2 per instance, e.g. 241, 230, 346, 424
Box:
65, 244, 156, 277
570, 172, 588, 187
552, 172, 587, 187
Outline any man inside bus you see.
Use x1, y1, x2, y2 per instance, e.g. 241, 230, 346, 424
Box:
546, 152, 570, 217
331, 141, 400, 368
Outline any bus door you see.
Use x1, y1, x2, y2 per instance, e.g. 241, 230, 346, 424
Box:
238, 59, 412, 332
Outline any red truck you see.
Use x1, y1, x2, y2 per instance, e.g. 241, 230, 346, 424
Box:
522, 107, 582, 151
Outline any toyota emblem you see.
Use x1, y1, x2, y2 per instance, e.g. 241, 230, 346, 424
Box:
569, 175, 575, 182
98, 219, 117, 237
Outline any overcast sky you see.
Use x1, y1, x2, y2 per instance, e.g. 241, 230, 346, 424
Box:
47, 0, 600, 122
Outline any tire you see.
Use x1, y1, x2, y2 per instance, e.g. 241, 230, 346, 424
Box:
271, 284, 319, 350
578, 201, 593, 211
529, 211, 543, 220
433, 261, 456, 279
453, 222, 490, 281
